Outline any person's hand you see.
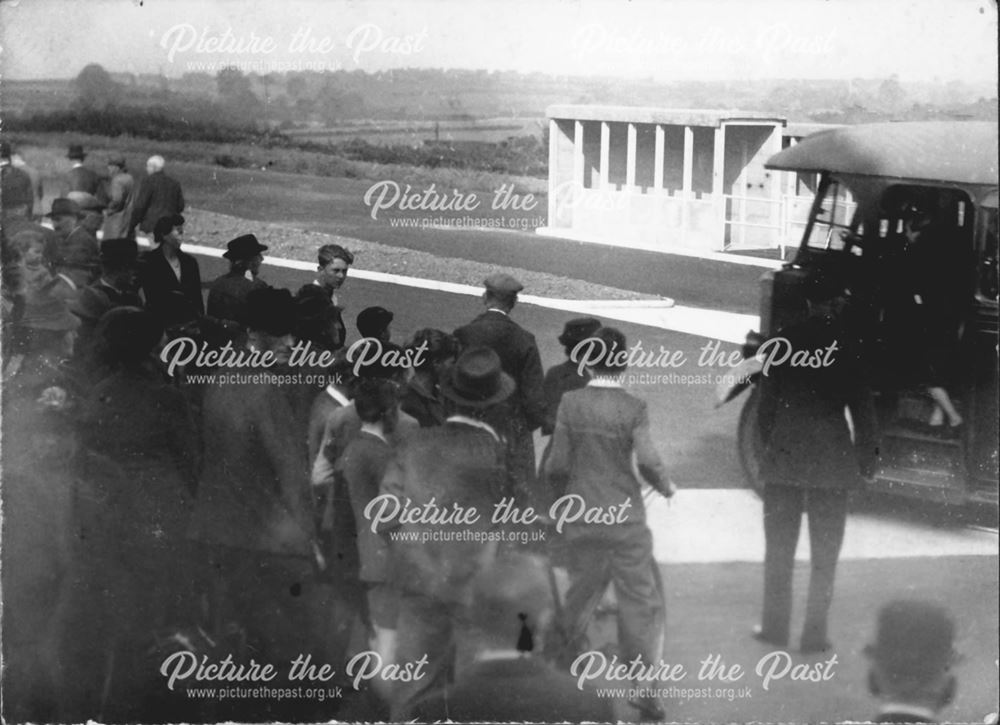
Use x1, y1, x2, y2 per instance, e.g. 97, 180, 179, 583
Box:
663, 479, 678, 499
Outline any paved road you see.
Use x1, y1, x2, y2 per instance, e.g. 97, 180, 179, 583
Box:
173, 161, 769, 314
196, 252, 748, 489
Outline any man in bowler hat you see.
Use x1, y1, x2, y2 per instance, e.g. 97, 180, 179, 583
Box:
64, 144, 103, 199
865, 600, 958, 723
454, 273, 546, 504
206, 234, 269, 328
378, 346, 514, 720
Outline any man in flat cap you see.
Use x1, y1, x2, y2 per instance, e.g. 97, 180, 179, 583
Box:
206, 234, 269, 328
101, 153, 135, 240
454, 273, 546, 505
865, 600, 958, 723
128, 155, 185, 237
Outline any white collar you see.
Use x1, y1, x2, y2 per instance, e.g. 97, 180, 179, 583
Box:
0, 159, 9, 168
99, 277, 122, 294
877, 703, 938, 721
446, 414, 499, 441
325, 385, 351, 407
71, 161, 83, 168
588, 377, 623, 388
486, 307, 508, 316
359, 425, 387, 444
56, 273, 77, 290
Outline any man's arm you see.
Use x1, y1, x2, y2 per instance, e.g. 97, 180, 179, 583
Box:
520, 338, 547, 430
544, 399, 573, 491
128, 178, 150, 232
633, 401, 675, 497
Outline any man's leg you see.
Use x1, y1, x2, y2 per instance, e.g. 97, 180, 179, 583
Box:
609, 526, 663, 663
559, 537, 612, 664
760, 484, 805, 646
800, 488, 848, 651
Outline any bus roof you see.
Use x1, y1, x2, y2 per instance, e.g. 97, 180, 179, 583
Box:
766, 121, 998, 186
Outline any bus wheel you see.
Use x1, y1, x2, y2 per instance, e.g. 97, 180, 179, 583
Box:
737, 387, 766, 497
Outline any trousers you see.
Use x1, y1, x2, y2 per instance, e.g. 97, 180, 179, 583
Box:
761, 485, 848, 649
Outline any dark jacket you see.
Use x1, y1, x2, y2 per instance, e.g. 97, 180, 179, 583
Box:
379, 420, 506, 605
542, 359, 590, 435
400, 371, 447, 428
757, 313, 879, 490
206, 271, 268, 327
188, 365, 316, 556
1, 164, 34, 209
139, 245, 204, 322
128, 171, 184, 234
57, 226, 100, 286
336, 431, 392, 583
455, 310, 546, 494
66, 165, 104, 199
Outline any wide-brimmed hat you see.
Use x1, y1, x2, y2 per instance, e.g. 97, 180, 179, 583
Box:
45, 198, 80, 218
558, 317, 601, 347
67, 191, 105, 212
67, 144, 86, 160
439, 346, 515, 409
223, 234, 268, 260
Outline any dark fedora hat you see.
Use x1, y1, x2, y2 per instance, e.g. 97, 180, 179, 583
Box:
439, 346, 515, 409
67, 144, 86, 160
100, 238, 139, 266
223, 234, 268, 260
45, 197, 80, 218
558, 317, 601, 347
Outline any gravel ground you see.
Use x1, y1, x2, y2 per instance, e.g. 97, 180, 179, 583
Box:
183, 207, 662, 301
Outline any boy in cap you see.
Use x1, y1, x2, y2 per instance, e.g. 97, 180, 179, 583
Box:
454, 273, 546, 504
206, 234, 269, 328
865, 600, 958, 723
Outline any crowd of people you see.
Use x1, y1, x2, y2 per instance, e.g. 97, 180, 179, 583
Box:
0, 141, 973, 724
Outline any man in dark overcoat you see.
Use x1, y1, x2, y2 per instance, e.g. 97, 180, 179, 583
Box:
128, 155, 185, 236
754, 279, 879, 653
454, 273, 546, 504
377, 346, 513, 720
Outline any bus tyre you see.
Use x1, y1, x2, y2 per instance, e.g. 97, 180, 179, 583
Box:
737, 387, 766, 498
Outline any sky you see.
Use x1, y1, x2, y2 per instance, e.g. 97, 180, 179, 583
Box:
0, 0, 997, 84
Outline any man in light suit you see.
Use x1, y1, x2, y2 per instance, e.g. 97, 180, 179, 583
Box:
754, 278, 879, 654
128, 155, 184, 236
545, 326, 675, 722
454, 273, 546, 505
377, 346, 513, 720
